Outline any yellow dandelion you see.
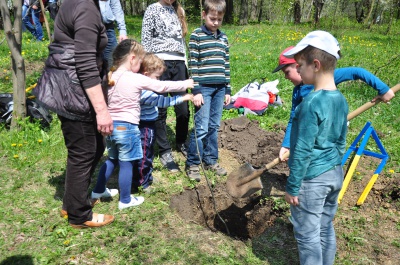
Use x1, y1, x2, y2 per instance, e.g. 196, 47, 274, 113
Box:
38, 139, 43, 143
22, 51, 25, 55
3, 69, 6, 72
13, 155, 19, 159
5, 77, 8, 80
63, 240, 70, 245
389, 169, 394, 174
356, 172, 360, 175
18, 144, 23, 147
11, 143, 17, 147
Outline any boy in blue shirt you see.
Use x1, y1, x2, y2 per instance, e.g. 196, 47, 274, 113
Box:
185, 0, 231, 181
283, 30, 348, 265
273, 47, 395, 161
132, 53, 193, 192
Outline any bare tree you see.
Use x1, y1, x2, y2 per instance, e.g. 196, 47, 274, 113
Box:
397, 0, 400, 19
0, 0, 26, 129
225, 0, 234, 23
385, 0, 397, 33
239, 0, 248, 25
364, 0, 376, 25
250, 0, 258, 21
313, 0, 324, 25
294, 0, 301, 24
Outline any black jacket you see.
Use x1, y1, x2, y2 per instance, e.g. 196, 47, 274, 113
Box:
33, 43, 99, 122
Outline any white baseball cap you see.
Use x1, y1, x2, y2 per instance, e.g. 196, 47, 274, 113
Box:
283, 30, 340, 59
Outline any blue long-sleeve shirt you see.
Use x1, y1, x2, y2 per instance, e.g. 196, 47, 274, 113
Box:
281, 67, 390, 148
99, 0, 127, 36
140, 90, 184, 121
286, 90, 349, 196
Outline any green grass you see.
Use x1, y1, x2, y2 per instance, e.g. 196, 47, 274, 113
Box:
1, 16, 400, 264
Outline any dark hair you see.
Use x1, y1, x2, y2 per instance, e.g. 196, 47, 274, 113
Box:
295, 46, 340, 72
108, 39, 145, 85
203, 0, 226, 14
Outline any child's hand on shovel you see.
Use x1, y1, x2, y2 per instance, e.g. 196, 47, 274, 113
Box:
372, 88, 395, 103
279, 147, 290, 161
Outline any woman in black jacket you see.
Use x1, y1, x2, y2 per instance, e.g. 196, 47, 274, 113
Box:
34, 0, 115, 228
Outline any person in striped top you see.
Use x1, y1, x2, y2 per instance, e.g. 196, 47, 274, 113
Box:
132, 53, 193, 192
185, 0, 231, 181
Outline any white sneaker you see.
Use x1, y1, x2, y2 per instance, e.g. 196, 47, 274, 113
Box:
118, 195, 144, 210
91, 188, 119, 199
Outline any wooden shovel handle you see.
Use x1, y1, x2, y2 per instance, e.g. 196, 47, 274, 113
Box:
260, 83, 399, 173
347, 83, 400, 121
264, 151, 290, 170
244, 83, 399, 185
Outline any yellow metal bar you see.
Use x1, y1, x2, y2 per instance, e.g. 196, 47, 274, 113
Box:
357, 173, 379, 206
338, 155, 361, 204
25, 83, 37, 93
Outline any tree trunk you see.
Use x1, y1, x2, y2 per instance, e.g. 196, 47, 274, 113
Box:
304, 0, 313, 21
355, 0, 365, 23
258, 0, 264, 22
0, 0, 26, 129
129, 0, 134, 16
364, 0, 376, 25
293, 0, 301, 24
250, 0, 258, 21
39, 0, 51, 42
385, 0, 395, 33
225, 0, 234, 23
397, 0, 400, 19
239, 0, 248, 25
313, 0, 324, 25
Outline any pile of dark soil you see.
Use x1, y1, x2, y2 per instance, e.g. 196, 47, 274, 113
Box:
170, 116, 399, 248
170, 117, 289, 240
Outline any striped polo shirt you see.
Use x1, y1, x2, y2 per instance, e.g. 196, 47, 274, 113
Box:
140, 90, 184, 121
188, 25, 231, 95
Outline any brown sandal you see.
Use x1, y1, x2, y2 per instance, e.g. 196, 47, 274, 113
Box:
59, 199, 100, 219
60, 209, 68, 218
70, 213, 115, 229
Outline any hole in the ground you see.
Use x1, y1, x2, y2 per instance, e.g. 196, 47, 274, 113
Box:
170, 183, 282, 240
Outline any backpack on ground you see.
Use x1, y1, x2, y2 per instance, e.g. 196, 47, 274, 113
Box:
0, 93, 53, 129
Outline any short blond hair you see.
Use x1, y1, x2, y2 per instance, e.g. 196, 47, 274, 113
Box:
204, 0, 226, 14
139, 53, 166, 75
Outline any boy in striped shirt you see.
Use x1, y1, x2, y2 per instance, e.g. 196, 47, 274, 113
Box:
185, 0, 231, 181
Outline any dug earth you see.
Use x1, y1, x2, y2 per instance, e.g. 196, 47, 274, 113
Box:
170, 116, 400, 263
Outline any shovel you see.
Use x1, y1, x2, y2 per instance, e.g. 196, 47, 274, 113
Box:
226, 83, 400, 198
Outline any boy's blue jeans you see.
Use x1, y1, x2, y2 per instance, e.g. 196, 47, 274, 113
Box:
103, 27, 118, 69
289, 165, 344, 265
186, 85, 225, 167
22, 6, 43, 41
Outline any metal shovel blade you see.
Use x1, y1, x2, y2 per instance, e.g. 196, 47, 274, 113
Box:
226, 163, 264, 198
226, 152, 289, 198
